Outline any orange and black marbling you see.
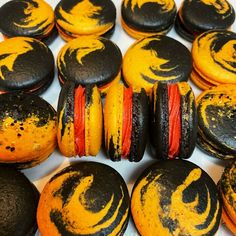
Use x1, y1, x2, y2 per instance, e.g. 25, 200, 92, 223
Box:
175, 0, 235, 42
121, 0, 176, 38
191, 30, 236, 90
57, 81, 103, 157
0, 37, 54, 94
219, 161, 236, 234
104, 83, 149, 162
57, 36, 122, 94
0, 166, 39, 236
197, 84, 236, 160
151, 82, 197, 159
37, 162, 130, 236
0, 0, 55, 41
55, 0, 116, 41
131, 160, 221, 236
123, 35, 192, 95
0, 93, 57, 169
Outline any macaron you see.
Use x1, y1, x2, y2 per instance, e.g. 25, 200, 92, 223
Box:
131, 160, 222, 236
57, 36, 122, 95
0, 0, 56, 44
55, 0, 116, 41
175, 0, 235, 42
122, 35, 192, 95
0, 37, 54, 94
218, 161, 236, 235
37, 161, 130, 236
197, 84, 236, 160
121, 0, 177, 39
104, 83, 149, 162
151, 82, 197, 159
0, 165, 39, 236
191, 30, 236, 90
57, 81, 103, 157
0, 93, 57, 169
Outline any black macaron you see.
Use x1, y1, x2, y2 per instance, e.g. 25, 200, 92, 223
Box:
57, 36, 122, 95
175, 0, 235, 42
151, 82, 197, 159
197, 84, 236, 160
121, 0, 177, 39
0, 37, 54, 94
0, 165, 39, 236
131, 160, 222, 236
0, 0, 56, 44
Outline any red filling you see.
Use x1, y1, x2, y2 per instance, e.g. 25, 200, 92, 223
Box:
168, 84, 181, 158
122, 87, 133, 157
74, 86, 85, 156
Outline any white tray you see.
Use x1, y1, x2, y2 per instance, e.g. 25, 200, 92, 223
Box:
0, 0, 235, 235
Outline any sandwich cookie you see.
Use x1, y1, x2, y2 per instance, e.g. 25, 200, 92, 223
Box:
197, 84, 236, 160
0, 165, 39, 236
0, 37, 54, 94
131, 160, 222, 236
191, 30, 236, 90
0, 93, 57, 169
57, 36, 122, 95
121, 0, 177, 39
104, 83, 149, 162
57, 81, 103, 157
218, 161, 236, 235
37, 162, 130, 236
151, 82, 197, 159
122, 35, 192, 95
0, 0, 56, 44
175, 0, 235, 42
55, 0, 116, 41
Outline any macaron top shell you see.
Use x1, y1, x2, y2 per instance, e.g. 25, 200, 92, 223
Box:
197, 84, 236, 156
121, 0, 176, 32
0, 0, 54, 38
0, 37, 54, 94
192, 30, 236, 85
180, 0, 235, 33
0, 93, 57, 168
123, 35, 192, 94
37, 162, 130, 236
55, 0, 116, 36
131, 160, 221, 236
57, 36, 122, 87
0, 165, 39, 236
220, 161, 236, 214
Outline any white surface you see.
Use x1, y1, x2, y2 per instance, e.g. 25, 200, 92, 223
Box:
0, 0, 235, 235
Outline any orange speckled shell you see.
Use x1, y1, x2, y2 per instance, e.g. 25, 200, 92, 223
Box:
0, 93, 57, 169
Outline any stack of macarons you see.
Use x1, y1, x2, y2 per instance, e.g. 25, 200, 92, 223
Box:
191, 30, 236, 90
121, 0, 177, 39
197, 84, 236, 160
0, 0, 56, 44
0, 92, 57, 169
57, 81, 103, 157
218, 161, 236, 235
37, 162, 130, 236
57, 36, 122, 95
151, 82, 197, 159
122, 35, 192, 95
175, 0, 235, 42
0, 37, 54, 94
55, 0, 116, 41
